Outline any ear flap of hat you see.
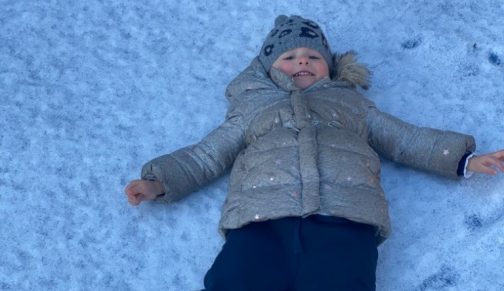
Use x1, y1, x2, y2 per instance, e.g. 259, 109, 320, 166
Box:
333, 51, 371, 90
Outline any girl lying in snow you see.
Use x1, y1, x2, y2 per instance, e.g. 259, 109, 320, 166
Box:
125, 15, 504, 291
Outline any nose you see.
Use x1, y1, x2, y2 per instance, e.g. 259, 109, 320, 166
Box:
298, 56, 309, 65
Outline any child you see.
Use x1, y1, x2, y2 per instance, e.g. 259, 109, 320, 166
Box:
125, 15, 504, 291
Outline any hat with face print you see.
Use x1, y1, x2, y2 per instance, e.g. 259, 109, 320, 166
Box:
259, 15, 332, 71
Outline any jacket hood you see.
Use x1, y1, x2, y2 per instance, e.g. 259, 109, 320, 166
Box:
226, 51, 371, 103
332, 51, 371, 90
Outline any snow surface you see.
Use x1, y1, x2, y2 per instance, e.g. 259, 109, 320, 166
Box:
1, 0, 504, 290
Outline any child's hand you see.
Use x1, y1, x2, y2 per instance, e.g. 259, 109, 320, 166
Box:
124, 179, 164, 206
467, 150, 504, 175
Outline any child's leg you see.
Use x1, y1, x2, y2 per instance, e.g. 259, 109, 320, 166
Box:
295, 215, 378, 291
202, 221, 290, 291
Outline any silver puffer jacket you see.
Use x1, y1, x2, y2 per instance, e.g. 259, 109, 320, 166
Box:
141, 54, 475, 243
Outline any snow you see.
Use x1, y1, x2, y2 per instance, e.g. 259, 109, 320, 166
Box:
1, 0, 503, 290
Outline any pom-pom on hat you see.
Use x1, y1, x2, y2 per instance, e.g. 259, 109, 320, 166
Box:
259, 15, 332, 71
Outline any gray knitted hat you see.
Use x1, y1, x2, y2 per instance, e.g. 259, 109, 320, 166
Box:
259, 15, 332, 71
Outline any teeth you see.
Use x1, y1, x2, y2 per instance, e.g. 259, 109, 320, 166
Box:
293, 71, 314, 77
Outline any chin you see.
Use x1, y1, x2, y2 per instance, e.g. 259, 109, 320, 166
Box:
295, 81, 315, 89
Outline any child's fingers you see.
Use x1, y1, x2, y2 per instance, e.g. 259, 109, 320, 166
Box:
481, 156, 501, 169
469, 156, 494, 175
488, 156, 504, 172
478, 165, 497, 175
127, 194, 136, 205
127, 193, 142, 206
125, 180, 145, 206
124, 181, 135, 194
491, 151, 504, 167
125, 180, 143, 195
480, 166, 496, 175
124, 180, 158, 205
493, 158, 504, 172
479, 157, 499, 174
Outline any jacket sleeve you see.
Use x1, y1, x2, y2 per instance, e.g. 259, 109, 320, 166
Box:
140, 111, 246, 202
366, 106, 476, 179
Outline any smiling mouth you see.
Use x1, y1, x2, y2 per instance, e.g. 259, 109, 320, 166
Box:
293, 71, 315, 77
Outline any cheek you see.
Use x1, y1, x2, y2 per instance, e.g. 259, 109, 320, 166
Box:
274, 62, 295, 75
316, 63, 330, 78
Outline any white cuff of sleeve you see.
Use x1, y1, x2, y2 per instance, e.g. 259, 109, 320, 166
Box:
463, 153, 476, 178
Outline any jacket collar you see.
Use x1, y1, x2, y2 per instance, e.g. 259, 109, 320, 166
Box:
269, 67, 298, 92
225, 52, 371, 102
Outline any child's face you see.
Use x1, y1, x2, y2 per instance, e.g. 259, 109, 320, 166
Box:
271, 47, 329, 89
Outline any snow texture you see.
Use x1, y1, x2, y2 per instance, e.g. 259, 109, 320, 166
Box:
1, 0, 504, 290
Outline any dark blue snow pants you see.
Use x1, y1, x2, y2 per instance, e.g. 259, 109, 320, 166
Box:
203, 215, 378, 291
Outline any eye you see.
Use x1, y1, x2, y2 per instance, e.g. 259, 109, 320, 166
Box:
283, 56, 294, 60
309, 56, 321, 60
